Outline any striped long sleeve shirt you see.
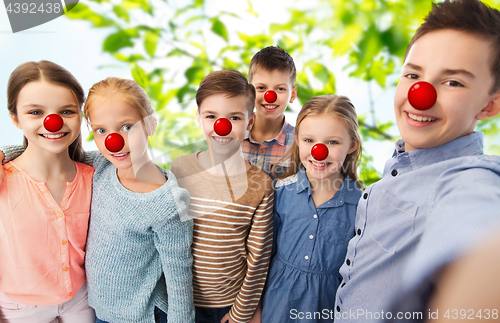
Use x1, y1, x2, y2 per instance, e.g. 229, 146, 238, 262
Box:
171, 153, 274, 323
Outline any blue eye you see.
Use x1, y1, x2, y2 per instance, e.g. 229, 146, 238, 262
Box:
61, 110, 75, 115
96, 129, 106, 135
230, 116, 241, 121
122, 125, 133, 131
328, 140, 338, 145
304, 139, 313, 143
29, 110, 42, 115
278, 87, 286, 91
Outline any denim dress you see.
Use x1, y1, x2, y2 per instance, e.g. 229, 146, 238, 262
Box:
262, 168, 361, 323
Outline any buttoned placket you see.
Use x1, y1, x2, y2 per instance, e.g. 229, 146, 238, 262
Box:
36, 182, 74, 299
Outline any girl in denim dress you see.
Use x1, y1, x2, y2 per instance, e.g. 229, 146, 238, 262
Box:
261, 95, 363, 323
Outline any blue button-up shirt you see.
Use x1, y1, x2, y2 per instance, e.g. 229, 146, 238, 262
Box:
334, 132, 500, 322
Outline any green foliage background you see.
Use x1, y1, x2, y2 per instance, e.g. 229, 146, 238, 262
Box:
66, 0, 500, 186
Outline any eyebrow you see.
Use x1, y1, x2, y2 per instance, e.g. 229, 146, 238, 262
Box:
21, 103, 79, 109
405, 63, 475, 79
254, 82, 288, 87
202, 110, 246, 116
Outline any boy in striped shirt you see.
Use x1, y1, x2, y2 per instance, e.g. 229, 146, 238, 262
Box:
170, 70, 274, 323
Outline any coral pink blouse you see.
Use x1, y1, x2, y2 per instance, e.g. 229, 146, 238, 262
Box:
0, 161, 93, 305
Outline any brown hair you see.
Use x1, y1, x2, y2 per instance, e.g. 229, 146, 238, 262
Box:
196, 70, 255, 115
84, 77, 154, 133
273, 95, 363, 188
405, 0, 500, 93
248, 46, 297, 86
7, 60, 85, 162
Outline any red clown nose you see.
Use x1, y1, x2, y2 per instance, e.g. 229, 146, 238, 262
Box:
43, 114, 64, 132
105, 133, 125, 152
264, 90, 277, 103
311, 143, 329, 161
408, 81, 437, 110
213, 118, 232, 136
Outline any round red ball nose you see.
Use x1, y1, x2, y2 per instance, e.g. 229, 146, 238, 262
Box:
264, 90, 277, 103
105, 133, 125, 152
43, 114, 64, 132
213, 118, 232, 136
408, 81, 437, 110
311, 143, 329, 161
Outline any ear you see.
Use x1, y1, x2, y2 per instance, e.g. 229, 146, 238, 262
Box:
196, 110, 203, 129
476, 92, 500, 120
348, 140, 359, 155
10, 113, 21, 129
289, 86, 298, 104
246, 112, 255, 131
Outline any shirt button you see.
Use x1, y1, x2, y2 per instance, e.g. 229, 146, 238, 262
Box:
391, 169, 398, 176
68, 292, 73, 297
305, 255, 309, 260
341, 283, 346, 288
259, 149, 264, 154
346, 259, 351, 266
337, 306, 341, 312
363, 193, 368, 199
309, 235, 314, 239
357, 229, 361, 235
313, 214, 317, 219
62, 240, 68, 245
63, 266, 69, 271
57, 212, 64, 218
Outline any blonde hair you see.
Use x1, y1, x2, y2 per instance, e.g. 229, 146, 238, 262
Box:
84, 77, 154, 130
273, 95, 363, 188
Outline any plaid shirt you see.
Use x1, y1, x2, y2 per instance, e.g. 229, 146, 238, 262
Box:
241, 120, 295, 178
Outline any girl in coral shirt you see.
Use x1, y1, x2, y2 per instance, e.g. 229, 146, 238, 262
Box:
0, 61, 95, 322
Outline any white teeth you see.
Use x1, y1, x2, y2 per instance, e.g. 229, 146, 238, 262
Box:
311, 161, 330, 167
114, 153, 127, 157
408, 113, 436, 122
42, 133, 65, 139
214, 137, 232, 143
263, 105, 278, 110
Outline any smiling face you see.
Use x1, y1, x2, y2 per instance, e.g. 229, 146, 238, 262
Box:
197, 93, 254, 158
297, 114, 357, 184
88, 98, 153, 170
251, 68, 297, 123
395, 29, 500, 152
12, 80, 81, 156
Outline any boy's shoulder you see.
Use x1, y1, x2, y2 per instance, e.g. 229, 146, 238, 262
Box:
247, 163, 273, 191
170, 153, 198, 177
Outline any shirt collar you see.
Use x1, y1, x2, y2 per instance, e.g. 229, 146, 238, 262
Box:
245, 119, 292, 146
392, 132, 484, 169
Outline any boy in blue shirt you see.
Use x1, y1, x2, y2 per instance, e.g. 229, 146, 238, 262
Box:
334, 0, 500, 321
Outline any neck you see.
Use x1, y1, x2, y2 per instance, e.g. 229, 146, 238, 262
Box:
198, 148, 248, 177
15, 145, 75, 181
307, 171, 344, 193
117, 154, 165, 185
251, 114, 285, 143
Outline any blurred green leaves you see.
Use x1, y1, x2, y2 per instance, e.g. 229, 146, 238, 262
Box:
66, 0, 500, 183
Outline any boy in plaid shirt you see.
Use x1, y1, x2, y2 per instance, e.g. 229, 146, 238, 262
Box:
242, 46, 297, 179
